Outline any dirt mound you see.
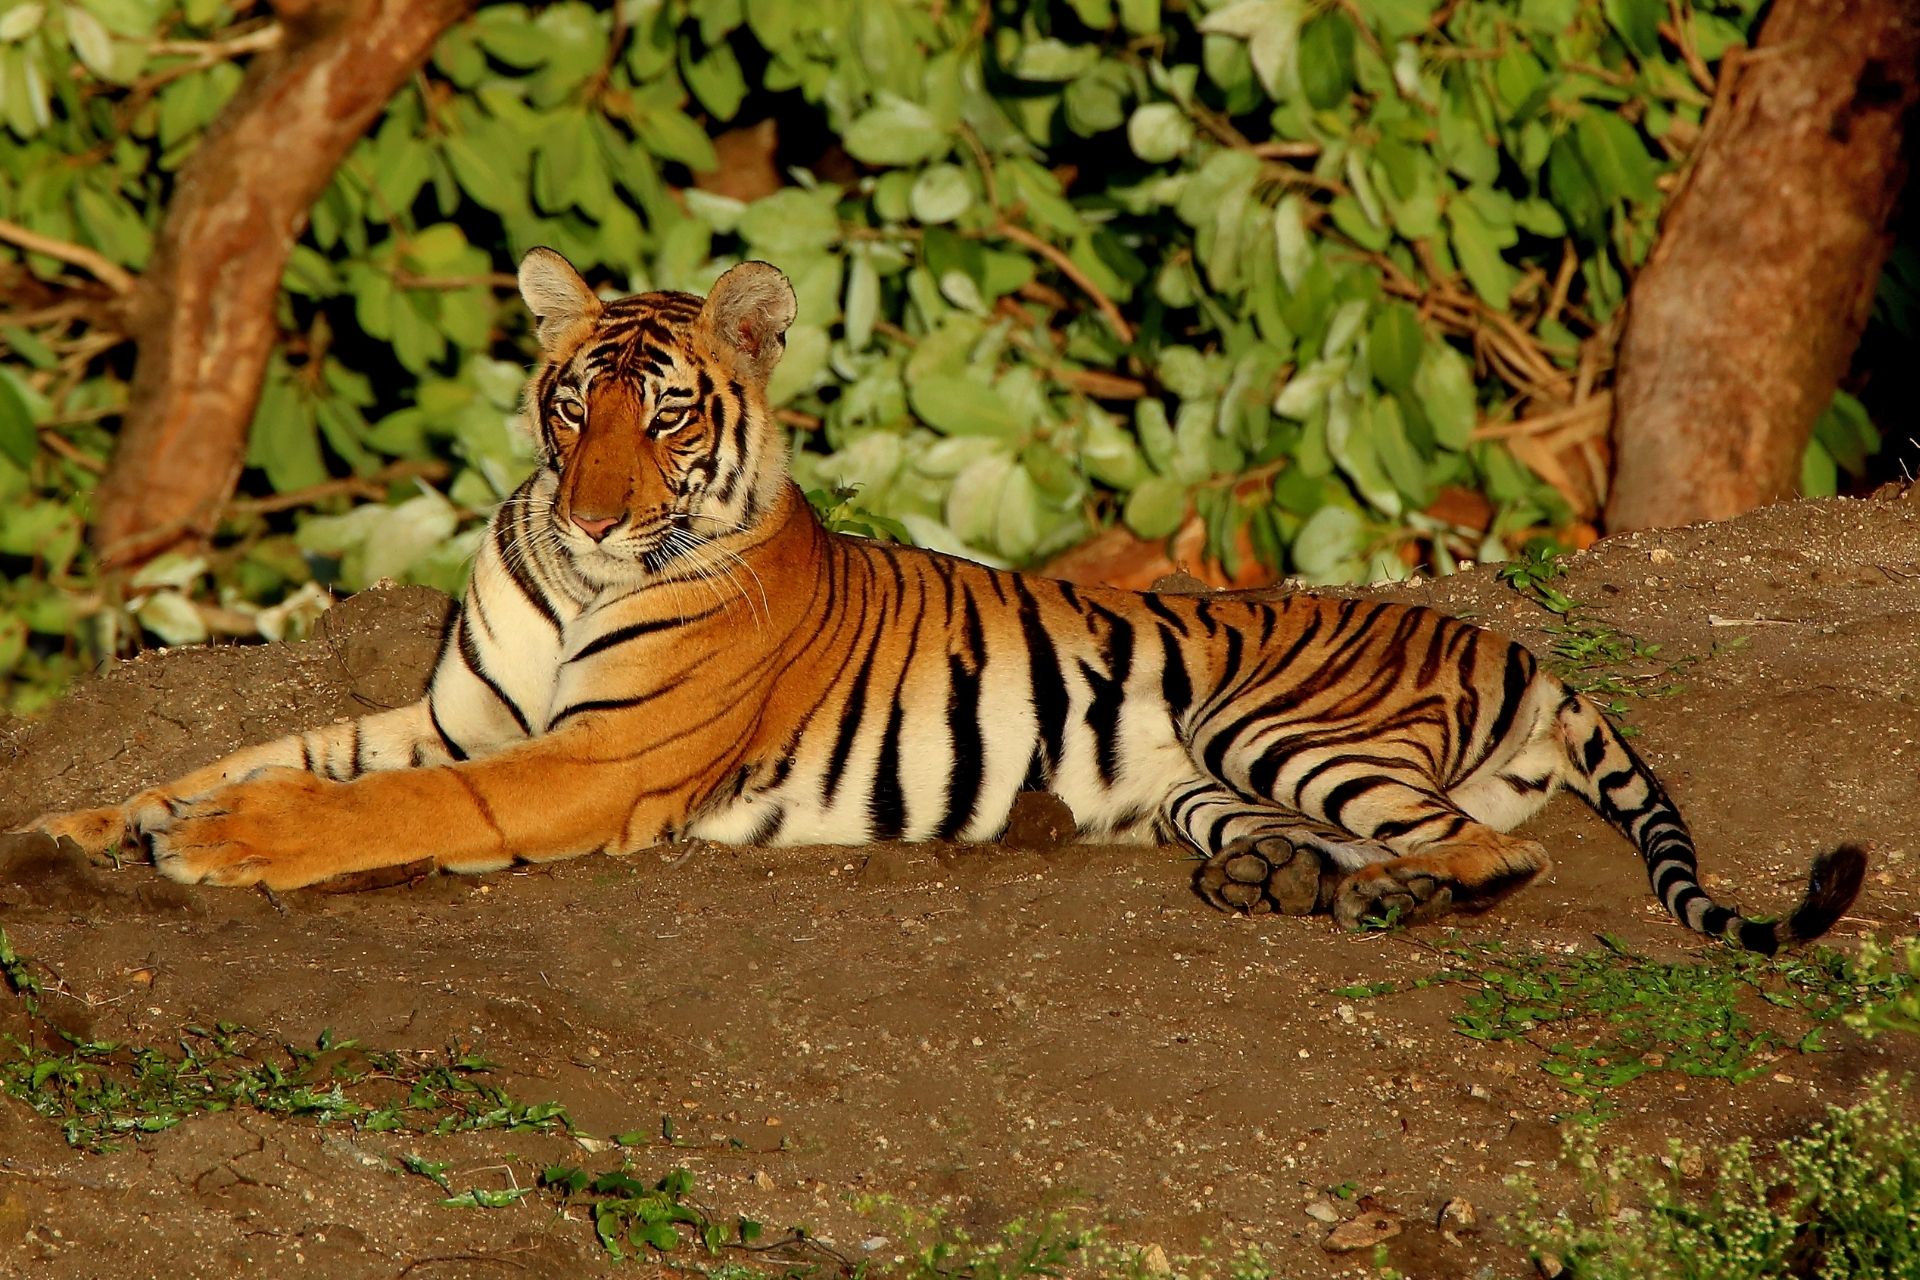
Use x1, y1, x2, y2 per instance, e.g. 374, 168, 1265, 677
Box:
3, 495, 1919, 1277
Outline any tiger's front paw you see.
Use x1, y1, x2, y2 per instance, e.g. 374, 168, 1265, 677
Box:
143, 769, 346, 890
17, 804, 140, 861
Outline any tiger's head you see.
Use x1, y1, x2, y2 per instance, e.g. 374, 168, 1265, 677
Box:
515, 247, 797, 586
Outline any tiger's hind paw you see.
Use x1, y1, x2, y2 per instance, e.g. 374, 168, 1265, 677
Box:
1332, 864, 1455, 931
1194, 834, 1331, 917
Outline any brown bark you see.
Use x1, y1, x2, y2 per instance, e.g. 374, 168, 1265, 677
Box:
1605, 0, 1920, 532
92, 0, 474, 566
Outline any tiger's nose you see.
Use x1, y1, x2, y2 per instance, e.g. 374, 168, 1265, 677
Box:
571, 512, 621, 541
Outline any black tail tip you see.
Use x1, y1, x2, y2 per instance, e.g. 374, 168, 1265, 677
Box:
1785, 844, 1868, 944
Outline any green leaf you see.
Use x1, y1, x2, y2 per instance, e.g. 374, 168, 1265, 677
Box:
248, 370, 328, 495
1136, 399, 1176, 475
1013, 39, 1099, 83
1291, 504, 1366, 576
1603, 0, 1662, 57
1079, 406, 1152, 490
1447, 199, 1514, 309
843, 95, 951, 166
64, 7, 115, 79
1357, 0, 1436, 41
1126, 102, 1194, 164
681, 38, 747, 121
844, 252, 880, 350
909, 164, 973, 224
0, 368, 36, 469
1296, 15, 1355, 109
908, 375, 1024, 439
635, 107, 718, 171
1199, 0, 1303, 99
0, 5, 43, 41
1367, 303, 1424, 393
945, 452, 1014, 545
1412, 345, 1476, 451
1372, 395, 1434, 507
1801, 438, 1837, 498
1123, 476, 1188, 539
1271, 195, 1312, 291
736, 189, 840, 254
1575, 112, 1658, 206
1327, 387, 1401, 516
442, 1187, 534, 1209
1119, 0, 1160, 34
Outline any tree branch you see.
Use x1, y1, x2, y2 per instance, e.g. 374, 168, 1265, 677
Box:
0, 220, 137, 295
93, 0, 477, 567
1607, 0, 1920, 530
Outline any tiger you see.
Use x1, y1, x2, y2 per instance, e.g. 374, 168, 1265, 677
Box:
23, 249, 1864, 952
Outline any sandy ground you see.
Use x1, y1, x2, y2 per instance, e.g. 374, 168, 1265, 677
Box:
3, 491, 1919, 1279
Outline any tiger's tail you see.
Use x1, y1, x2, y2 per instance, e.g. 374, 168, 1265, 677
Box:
1556, 692, 1865, 954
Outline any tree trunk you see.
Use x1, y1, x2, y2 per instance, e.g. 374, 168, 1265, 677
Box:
1605, 0, 1920, 532
92, 0, 474, 567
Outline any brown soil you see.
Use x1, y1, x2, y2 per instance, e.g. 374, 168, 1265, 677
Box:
3, 493, 1920, 1279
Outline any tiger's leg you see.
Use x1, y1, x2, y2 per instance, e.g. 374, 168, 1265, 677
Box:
1162, 782, 1391, 916
139, 724, 700, 890
24, 700, 449, 856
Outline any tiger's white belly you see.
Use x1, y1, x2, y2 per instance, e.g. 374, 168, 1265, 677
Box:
684, 664, 1193, 848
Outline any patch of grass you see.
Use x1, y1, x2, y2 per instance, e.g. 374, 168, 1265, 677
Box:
1508, 1076, 1920, 1280
843, 1198, 1277, 1280
1338, 935, 1918, 1120
0, 1018, 573, 1150
1, 926, 574, 1151
4, 927, 1275, 1276
1496, 543, 1726, 724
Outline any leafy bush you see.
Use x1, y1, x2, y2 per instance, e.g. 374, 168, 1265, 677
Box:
1509, 1077, 1920, 1280
0, 0, 1896, 713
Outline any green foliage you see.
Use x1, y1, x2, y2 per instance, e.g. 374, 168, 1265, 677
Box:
0, 942, 576, 1152
1339, 935, 1919, 1120
0, 0, 1894, 714
1508, 1077, 1920, 1280
1845, 935, 1920, 1040
1498, 537, 1723, 721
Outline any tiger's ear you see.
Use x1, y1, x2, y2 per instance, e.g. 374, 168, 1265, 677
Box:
517, 247, 602, 355
698, 260, 797, 386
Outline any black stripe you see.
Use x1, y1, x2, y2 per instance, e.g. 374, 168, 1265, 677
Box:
1141, 593, 1190, 636
429, 699, 470, 762
870, 699, 908, 840
1321, 776, 1394, 827
456, 619, 532, 736
1583, 726, 1609, 773
549, 686, 674, 730
1012, 577, 1069, 786
870, 578, 929, 838
937, 589, 988, 840
822, 617, 890, 806
1159, 626, 1193, 727
571, 608, 721, 662
1080, 606, 1135, 787
1480, 644, 1536, 756
1370, 811, 1461, 844
491, 497, 564, 633
1290, 754, 1413, 807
